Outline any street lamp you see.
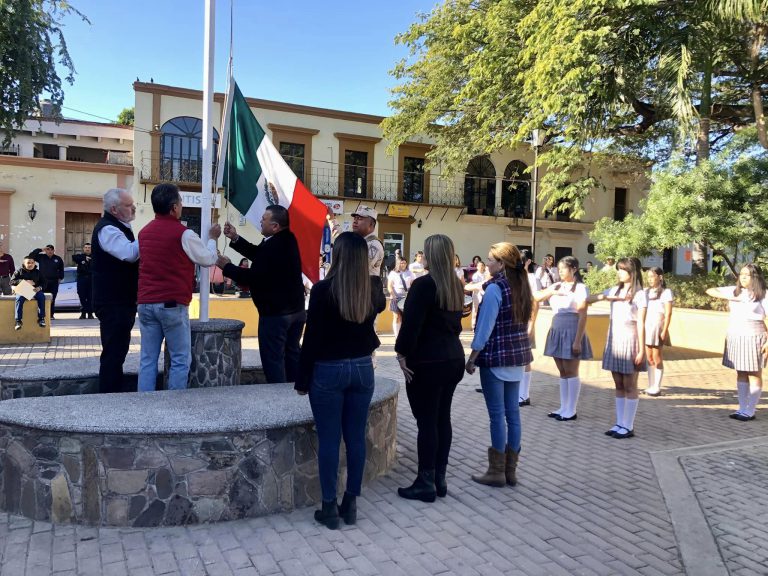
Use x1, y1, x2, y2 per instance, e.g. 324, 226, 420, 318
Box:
530, 129, 545, 258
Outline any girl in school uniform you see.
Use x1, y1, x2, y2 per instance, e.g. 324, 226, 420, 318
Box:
534, 256, 592, 421
644, 267, 673, 396
706, 264, 768, 421
588, 257, 647, 439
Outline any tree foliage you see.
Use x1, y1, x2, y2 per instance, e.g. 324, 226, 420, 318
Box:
0, 0, 88, 145
382, 0, 768, 215
591, 143, 768, 273
116, 106, 134, 126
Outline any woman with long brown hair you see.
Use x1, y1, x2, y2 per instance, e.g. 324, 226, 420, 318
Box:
466, 242, 533, 487
396, 234, 465, 501
296, 232, 386, 529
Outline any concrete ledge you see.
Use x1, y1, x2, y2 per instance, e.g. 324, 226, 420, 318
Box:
0, 379, 398, 525
0, 294, 51, 344
0, 350, 266, 400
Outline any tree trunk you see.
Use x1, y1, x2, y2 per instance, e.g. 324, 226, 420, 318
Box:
750, 25, 767, 149
692, 54, 713, 276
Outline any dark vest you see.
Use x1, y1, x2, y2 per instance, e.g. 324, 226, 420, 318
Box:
91, 212, 139, 308
476, 275, 533, 368
137, 215, 195, 306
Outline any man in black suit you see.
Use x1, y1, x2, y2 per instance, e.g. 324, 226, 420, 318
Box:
219, 205, 305, 383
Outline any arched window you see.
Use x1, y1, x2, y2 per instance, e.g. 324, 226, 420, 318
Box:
160, 117, 220, 183
464, 156, 496, 215
502, 160, 531, 218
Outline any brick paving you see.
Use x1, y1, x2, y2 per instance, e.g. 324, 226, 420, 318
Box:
0, 311, 767, 575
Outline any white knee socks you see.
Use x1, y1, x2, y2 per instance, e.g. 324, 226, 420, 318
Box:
646, 365, 656, 393
745, 383, 762, 417
392, 318, 400, 338
612, 397, 625, 433
562, 377, 581, 418
622, 398, 639, 431
519, 371, 532, 402
655, 368, 664, 391
736, 380, 749, 413
556, 378, 567, 415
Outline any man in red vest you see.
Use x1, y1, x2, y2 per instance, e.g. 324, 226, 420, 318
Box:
137, 183, 221, 391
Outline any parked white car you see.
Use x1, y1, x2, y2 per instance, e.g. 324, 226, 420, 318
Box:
55, 267, 81, 310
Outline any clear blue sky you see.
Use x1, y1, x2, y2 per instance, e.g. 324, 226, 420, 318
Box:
55, 0, 439, 124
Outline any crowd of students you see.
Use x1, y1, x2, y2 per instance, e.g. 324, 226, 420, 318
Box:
298, 235, 768, 530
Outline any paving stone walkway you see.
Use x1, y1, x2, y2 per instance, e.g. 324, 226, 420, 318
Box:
1, 311, 767, 575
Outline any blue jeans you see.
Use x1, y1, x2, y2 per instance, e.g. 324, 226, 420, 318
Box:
258, 310, 306, 383
138, 303, 191, 392
479, 367, 522, 452
15, 291, 46, 321
309, 356, 375, 502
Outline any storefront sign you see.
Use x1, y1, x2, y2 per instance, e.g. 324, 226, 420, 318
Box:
321, 199, 344, 215
387, 204, 410, 218
180, 191, 222, 209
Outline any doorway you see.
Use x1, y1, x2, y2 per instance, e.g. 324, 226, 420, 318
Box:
64, 212, 100, 265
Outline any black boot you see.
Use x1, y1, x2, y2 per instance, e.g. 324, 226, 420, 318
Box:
314, 500, 339, 530
435, 465, 447, 498
398, 468, 437, 502
338, 492, 357, 525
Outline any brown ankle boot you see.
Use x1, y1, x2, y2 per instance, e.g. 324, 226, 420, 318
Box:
505, 446, 519, 486
471, 447, 506, 487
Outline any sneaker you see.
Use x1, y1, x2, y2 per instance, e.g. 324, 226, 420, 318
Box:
38, 318, 46, 327
14, 320, 22, 331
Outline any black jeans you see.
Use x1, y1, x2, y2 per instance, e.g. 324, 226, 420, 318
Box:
258, 310, 306, 383
43, 279, 59, 315
96, 304, 137, 393
77, 277, 92, 313
405, 357, 465, 470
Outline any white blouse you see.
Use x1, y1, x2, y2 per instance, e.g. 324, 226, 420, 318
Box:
719, 286, 768, 322
550, 283, 589, 314
604, 286, 648, 323
646, 288, 674, 317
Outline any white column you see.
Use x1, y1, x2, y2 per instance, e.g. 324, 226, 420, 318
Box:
199, 0, 215, 322
58, 146, 67, 161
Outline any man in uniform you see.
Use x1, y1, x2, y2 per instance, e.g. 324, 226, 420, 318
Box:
72, 243, 94, 319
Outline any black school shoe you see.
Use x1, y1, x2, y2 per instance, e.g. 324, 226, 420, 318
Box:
612, 427, 634, 439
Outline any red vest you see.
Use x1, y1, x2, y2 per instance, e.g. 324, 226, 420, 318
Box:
138, 215, 195, 305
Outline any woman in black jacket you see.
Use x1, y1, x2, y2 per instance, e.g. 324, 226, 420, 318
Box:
396, 234, 465, 502
296, 232, 386, 529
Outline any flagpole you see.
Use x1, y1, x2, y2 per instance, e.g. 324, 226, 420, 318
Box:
200, 0, 216, 322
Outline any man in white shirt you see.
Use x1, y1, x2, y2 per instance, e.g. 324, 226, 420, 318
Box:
409, 251, 426, 278
91, 188, 141, 393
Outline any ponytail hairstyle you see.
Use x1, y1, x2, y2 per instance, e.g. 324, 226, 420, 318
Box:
424, 234, 464, 311
489, 242, 532, 323
735, 263, 766, 301
520, 248, 535, 273
646, 266, 666, 300
558, 255, 582, 292
615, 257, 644, 299
326, 232, 372, 323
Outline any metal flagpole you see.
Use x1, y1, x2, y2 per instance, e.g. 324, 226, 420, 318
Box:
200, 0, 216, 322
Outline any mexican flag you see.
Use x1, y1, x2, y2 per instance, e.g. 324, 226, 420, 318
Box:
219, 81, 328, 283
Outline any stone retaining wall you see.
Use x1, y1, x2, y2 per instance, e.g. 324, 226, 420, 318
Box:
0, 391, 397, 526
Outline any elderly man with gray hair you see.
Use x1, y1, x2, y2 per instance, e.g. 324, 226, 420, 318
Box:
91, 188, 140, 393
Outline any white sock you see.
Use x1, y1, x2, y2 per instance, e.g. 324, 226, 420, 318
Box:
737, 380, 749, 413
563, 377, 581, 418
392, 319, 400, 337
646, 365, 656, 392
622, 398, 639, 431
654, 367, 663, 392
519, 370, 532, 401
556, 378, 567, 414
615, 397, 625, 428
745, 384, 762, 417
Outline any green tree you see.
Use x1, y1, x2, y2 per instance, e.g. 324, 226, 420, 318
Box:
591, 147, 768, 274
0, 0, 88, 145
116, 106, 134, 126
382, 0, 767, 271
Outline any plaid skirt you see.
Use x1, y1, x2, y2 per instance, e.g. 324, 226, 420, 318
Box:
544, 313, 593, 360
722, 321, 767, 372
645, 313, 670, 347
602, 321, 647, 374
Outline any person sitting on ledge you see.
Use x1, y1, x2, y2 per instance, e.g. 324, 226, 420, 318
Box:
10, 255, 46, 331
